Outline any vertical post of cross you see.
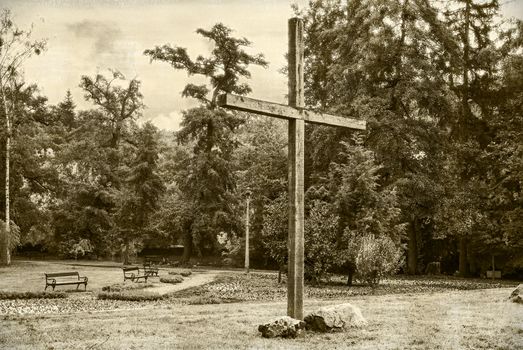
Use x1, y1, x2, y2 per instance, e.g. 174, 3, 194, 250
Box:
287, 17, 305, 320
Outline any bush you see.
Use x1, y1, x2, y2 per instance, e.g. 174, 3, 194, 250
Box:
0, 291, 67, 299
355, 234, 404, 287
97, 291, 164, 301
70, 238, 94, 260
0, 220, 21, 253
168, 269, 191, 277
160, 275, 184, 284
304, 200, 339, 284
101, 282, 154, 292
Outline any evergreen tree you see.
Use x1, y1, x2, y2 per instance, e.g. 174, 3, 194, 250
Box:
300, 0, 447, 274
116, 122, 165, 264
330, 137, 405, 285
145, 23, 268, 261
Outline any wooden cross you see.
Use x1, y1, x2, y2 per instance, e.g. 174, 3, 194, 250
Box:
218, 18, 366, 320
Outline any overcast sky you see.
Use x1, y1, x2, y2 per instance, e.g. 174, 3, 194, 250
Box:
4, 0, 523, 130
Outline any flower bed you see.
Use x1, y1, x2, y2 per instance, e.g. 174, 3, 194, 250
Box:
97, 291, 164, 301
160, 275, 184, 284
0, 291, 67, 300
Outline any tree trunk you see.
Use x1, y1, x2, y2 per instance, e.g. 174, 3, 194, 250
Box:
407, 219, 418, 275
459, 236, 468, 277
0, 85, 10, 266
346, 267, 354, 286
467, 243, 477, 276
122, 240, 130, 265
182, 230, 193, 264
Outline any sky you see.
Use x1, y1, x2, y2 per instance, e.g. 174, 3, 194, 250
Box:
3, 0, 523, 131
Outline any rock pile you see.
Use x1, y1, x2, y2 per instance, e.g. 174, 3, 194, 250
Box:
258, 316, 306, 338
258, 303, 366, 338
304, 303, 367, 332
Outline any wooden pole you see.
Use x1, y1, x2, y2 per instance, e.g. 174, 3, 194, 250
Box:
245, 190, 251, 274
218, 16, 366, 320
287, 17, 305, 320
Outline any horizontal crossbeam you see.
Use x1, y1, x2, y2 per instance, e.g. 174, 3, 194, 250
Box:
217, 93, 366, 130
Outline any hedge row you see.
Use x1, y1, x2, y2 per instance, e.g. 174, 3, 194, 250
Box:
101, 282, 154, 292
0, 291, 67, 300
97, 291, 164, 301
160, 275, 184, 284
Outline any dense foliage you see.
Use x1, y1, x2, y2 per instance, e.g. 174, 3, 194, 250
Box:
0, 2, 521, 284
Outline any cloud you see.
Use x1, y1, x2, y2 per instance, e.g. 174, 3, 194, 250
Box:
143, 111, 184, 131
67, 20, 121, 55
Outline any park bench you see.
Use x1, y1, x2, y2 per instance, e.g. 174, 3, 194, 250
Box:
44, 271, 88, 291
143, 256, 160, 277
143, 260, 158, 277
122, 266, 149, 283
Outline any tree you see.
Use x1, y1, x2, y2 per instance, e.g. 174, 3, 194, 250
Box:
144, 23, 268, 261
49, 72, 145, 260
0, 9, 45, 265
431, 0, 507, 276
79, 69, 144, 164
116, 122, 165, 264
480, 28, 523, 275
330, 137, 405, 285
299, 0, 449, 275
234, 117, 287, 267
261, 193, 288, 282
304, 199, 339, 284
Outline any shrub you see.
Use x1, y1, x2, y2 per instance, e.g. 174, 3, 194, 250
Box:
70, 238, 94, 260
304, 200, 340, 284
355, 234, 404, 287
0, 291, 67, 300
101, 282, 154, 292
0, 220, 20, 253
168, 269, 192, 277
160, 275, 184, 284
97, 291, 164, 301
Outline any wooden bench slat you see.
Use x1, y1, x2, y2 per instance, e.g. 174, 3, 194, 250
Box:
45, 272, 80, 277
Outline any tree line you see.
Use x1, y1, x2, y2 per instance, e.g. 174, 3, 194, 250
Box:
0, 0, 521, 284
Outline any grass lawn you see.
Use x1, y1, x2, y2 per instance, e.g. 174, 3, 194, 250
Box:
0, 260, 521, 349
1, 288, 521, 349
0, 260, 128, 292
